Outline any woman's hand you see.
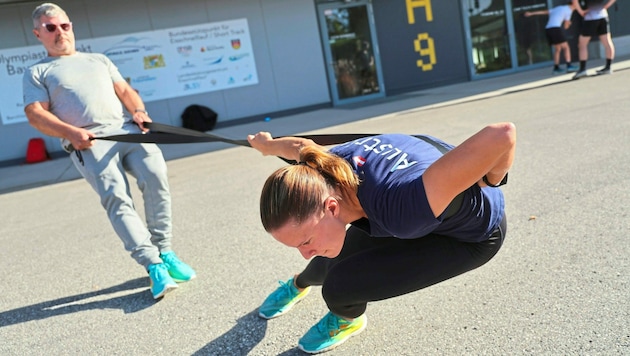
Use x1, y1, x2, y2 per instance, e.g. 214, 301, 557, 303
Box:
247, 131, 274, 156
247, 132, 317, 161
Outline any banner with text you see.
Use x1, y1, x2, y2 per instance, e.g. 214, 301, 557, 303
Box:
0, 18, 258, 125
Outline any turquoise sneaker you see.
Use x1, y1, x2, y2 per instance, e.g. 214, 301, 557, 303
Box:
148, 263, 178, 299
566, 64, 579, 73
160, 251, 196, 282
552, 68, 565, 75
258, 277, 311, 319
298, 312, 367, 354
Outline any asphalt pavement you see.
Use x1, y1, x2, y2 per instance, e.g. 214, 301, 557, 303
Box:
1, 59, 629, 355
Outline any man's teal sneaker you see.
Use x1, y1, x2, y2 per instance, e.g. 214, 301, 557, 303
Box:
258, 277, 311, 319
160, 251, 196, 282
298, 312, 367, 354
148, 263, 178, 299
552, 68, 566, 75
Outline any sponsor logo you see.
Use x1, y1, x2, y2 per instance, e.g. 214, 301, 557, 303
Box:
177, 45, 193, 56
204, 56, 223, 65
103, 36, 160, 56
231, 39, 241, 50
200, 45, 225, 52
180, 61, 195, 69
144, 54, 166, 69
184, 82, 201, 91
133, 75, 158, 83
228, 53, 249, 62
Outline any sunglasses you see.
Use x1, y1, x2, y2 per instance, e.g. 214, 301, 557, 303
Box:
40, 22, 73, 33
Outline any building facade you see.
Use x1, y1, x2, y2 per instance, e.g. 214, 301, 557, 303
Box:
0, 0, 628, 163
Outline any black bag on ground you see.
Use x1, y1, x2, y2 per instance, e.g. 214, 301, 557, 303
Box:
181, 104, 218, 132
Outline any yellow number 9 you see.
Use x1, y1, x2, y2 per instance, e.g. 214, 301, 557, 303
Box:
414, 33, 436, 71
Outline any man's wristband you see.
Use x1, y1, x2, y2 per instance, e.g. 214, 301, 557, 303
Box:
134, 109, 148, 115
483, 173, 508, 187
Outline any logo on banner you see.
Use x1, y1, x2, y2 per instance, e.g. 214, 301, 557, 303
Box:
133, 75, 157, 83
184, 82, 201, 91
180, 61, 195, 69
0, 18, 257, 126
229, 53, 249, 62
204, 56, 223, 65
177, 45, 193, 56
201, 45, 225, 52
102, 36, 160, 56
144, 54, 166, 69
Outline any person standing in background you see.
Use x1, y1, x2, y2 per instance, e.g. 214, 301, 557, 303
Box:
525, 1, 578, 74
571, 0, 617, 79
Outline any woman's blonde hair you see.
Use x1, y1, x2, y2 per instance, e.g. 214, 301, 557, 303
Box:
259, 145, 360, 232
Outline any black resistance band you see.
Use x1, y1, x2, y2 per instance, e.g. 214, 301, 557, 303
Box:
95, 122, 375, 148
94, 122, 464, 217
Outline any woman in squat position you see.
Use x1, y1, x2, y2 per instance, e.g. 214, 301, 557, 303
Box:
247, 122, 516, 354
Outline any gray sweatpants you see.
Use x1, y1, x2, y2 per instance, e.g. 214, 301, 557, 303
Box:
70, 139, 172, 269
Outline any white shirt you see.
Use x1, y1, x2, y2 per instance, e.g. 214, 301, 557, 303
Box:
546, 5, 574, 29
584, 5, 608, 21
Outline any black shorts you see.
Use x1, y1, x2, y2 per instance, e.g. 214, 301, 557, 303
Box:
581, 18, 610, 37
545, 27, 567, 45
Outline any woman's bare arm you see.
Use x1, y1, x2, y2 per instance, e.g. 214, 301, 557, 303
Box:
247, 132, 318, 161
422, 122, 516, 217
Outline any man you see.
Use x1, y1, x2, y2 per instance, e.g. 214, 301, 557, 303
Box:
525, 1, 578, 75
572, 0, 617, 79
23, 3, 196, 299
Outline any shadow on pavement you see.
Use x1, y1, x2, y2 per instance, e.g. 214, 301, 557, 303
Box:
192, 310, 270, 356
0, 277, 152, 328
276, 348, 307, 355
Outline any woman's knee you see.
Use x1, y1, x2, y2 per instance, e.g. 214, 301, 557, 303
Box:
321, 282, 366, 319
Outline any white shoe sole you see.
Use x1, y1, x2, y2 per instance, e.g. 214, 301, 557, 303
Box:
258, 286, 311, 319
153, 283, 178, 299
298, 316, 368, 354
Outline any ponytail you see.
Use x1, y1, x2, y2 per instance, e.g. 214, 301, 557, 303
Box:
259, 146, 360, 232
298, 146, 360, 205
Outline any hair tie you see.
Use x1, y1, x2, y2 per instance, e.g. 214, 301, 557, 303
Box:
297, 161, 308, 166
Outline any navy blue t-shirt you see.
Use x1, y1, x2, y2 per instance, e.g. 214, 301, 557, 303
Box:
329, 134, 504, 242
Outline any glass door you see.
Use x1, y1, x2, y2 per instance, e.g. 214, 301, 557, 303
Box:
465, 0, 513, 75
463, 0, 553, 78
317, 1, 385, 105
512, 0, 552, 66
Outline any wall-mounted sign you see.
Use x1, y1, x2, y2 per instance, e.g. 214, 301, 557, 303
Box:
0, 18, 258, 125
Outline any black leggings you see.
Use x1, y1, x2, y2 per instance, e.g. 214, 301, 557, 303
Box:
295, 214, 507, 319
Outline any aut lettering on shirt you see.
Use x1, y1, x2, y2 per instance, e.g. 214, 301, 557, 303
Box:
353, 137, 418, 172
